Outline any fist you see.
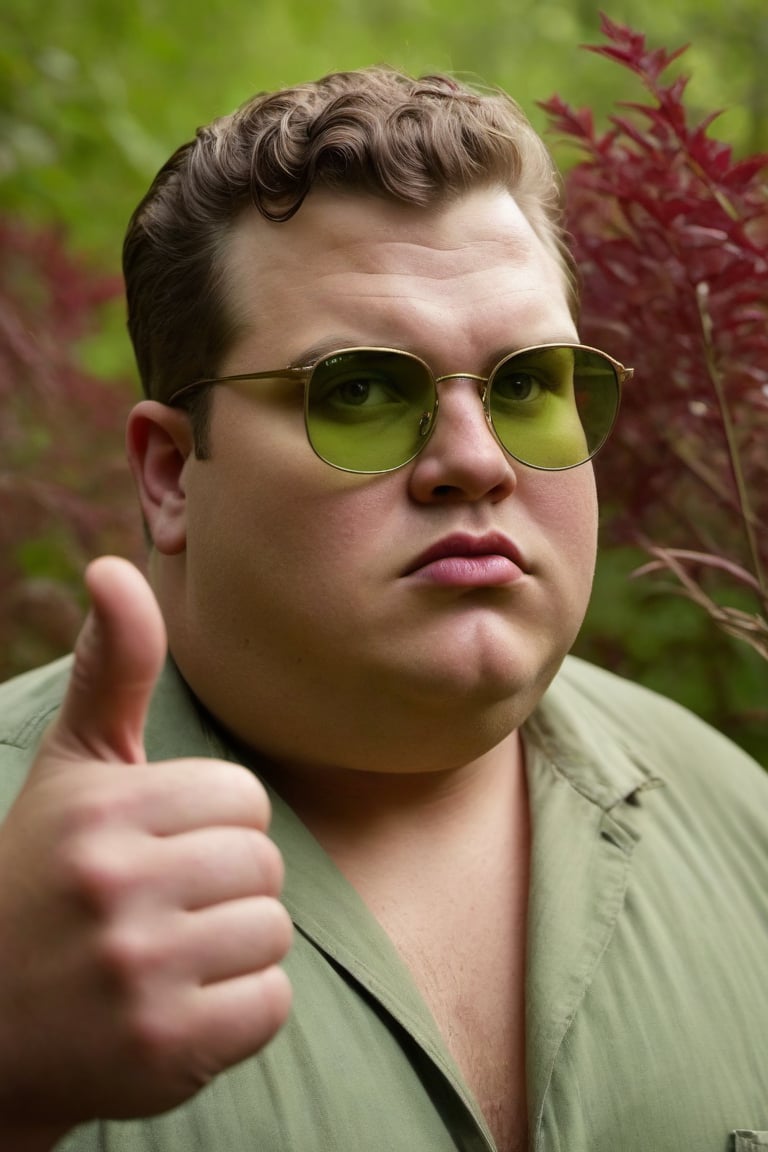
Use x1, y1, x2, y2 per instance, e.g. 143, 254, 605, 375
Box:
0, 558, 292, 1136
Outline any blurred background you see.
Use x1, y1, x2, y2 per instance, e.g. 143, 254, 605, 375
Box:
2, 0, 766, 761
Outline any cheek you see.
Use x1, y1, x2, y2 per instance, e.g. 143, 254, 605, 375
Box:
527, 467, 599, 578
185, 423, 397, 601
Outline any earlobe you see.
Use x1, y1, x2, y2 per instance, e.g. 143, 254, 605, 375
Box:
126, 401, 195, 555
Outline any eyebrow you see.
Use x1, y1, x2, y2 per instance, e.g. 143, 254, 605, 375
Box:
287, 338, 361, 370
286, 335, 584, 372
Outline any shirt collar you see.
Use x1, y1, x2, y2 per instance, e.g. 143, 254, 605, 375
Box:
523, 656, 665, 812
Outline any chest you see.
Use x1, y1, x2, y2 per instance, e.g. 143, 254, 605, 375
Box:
391, 907, 528, 1152
300, 753, 532, 1150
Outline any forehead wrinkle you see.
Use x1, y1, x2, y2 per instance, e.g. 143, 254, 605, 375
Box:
315, 274, 572, 327
318, 236, 534, 280
312, 239, 569, 317
313, 259, 552, 309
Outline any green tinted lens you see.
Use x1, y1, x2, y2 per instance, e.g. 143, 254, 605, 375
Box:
306, 350, 435, 472
488, 346, 620, 469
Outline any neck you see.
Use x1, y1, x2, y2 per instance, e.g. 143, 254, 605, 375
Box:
260, 728, 526, 889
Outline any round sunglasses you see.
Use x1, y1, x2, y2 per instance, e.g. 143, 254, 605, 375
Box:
168, 343, 631, 473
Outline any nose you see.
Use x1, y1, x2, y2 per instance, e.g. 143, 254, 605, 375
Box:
407, 377, 517, 504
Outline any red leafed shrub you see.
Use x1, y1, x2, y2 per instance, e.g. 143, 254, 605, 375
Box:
541, 14, 768, 659
0, 218, 143, 678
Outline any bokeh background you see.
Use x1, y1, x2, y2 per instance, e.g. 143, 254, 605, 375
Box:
2, 0, 766, 761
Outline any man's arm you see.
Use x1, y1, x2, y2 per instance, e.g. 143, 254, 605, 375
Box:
0, 558, 292, 1140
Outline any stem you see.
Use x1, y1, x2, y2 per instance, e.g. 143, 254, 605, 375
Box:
695, 282, 767, 601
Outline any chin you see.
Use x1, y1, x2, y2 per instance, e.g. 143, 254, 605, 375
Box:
394, 639, 566, 720
395, 610, 572, 704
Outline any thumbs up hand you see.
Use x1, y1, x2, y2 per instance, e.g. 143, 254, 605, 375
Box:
0, 557, 292, 1141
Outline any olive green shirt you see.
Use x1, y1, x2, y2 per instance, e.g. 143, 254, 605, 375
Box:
1, 654, 767, 1150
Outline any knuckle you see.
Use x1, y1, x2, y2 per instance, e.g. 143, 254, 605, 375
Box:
98, 924, 169, 992
59, 834, 139, 914
124, 1002, 192, 1080
123, 997, 224, 1100
67, 764, 155, 827
91, 935, 215, 1095
60, 785, 126, 837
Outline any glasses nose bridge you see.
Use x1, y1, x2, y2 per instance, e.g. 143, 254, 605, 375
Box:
432, 370, 490, 407
421, 369, 496, 450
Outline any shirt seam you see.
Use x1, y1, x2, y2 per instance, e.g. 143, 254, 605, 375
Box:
0, 704, 59, 750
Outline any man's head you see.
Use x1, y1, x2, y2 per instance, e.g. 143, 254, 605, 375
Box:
123, 66, 576, 424
124, 67, 608, 777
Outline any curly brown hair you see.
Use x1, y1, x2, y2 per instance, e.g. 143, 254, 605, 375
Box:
123, 66, 576, 430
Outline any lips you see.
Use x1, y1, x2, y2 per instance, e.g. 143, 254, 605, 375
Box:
403, 532, 527, 585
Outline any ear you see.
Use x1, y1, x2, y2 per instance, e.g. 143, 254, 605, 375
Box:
126, 401, 195, 555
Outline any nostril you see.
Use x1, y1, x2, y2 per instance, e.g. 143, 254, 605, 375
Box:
430, 483, 470, 502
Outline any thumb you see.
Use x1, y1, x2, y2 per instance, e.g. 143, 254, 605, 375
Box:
50, 556, 167, 765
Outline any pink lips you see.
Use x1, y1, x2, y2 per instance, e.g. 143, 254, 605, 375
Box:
403, 532, 527, 588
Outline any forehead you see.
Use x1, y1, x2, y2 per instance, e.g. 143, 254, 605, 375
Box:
219, 188, 576, 372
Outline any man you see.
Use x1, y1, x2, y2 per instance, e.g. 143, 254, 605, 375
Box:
0, 67, 766, 1152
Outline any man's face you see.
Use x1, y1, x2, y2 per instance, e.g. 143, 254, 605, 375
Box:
164, 187, 598, 772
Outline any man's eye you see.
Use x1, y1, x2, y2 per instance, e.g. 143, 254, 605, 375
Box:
336, 379, 373, 405
328, 377, 398, 407
494, 371, 544, 403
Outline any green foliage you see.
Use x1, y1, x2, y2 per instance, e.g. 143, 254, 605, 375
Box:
0, 218, 142, 679
2, 0, 766, 261
574, 547, 767, 763
561, 16, 768, 763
